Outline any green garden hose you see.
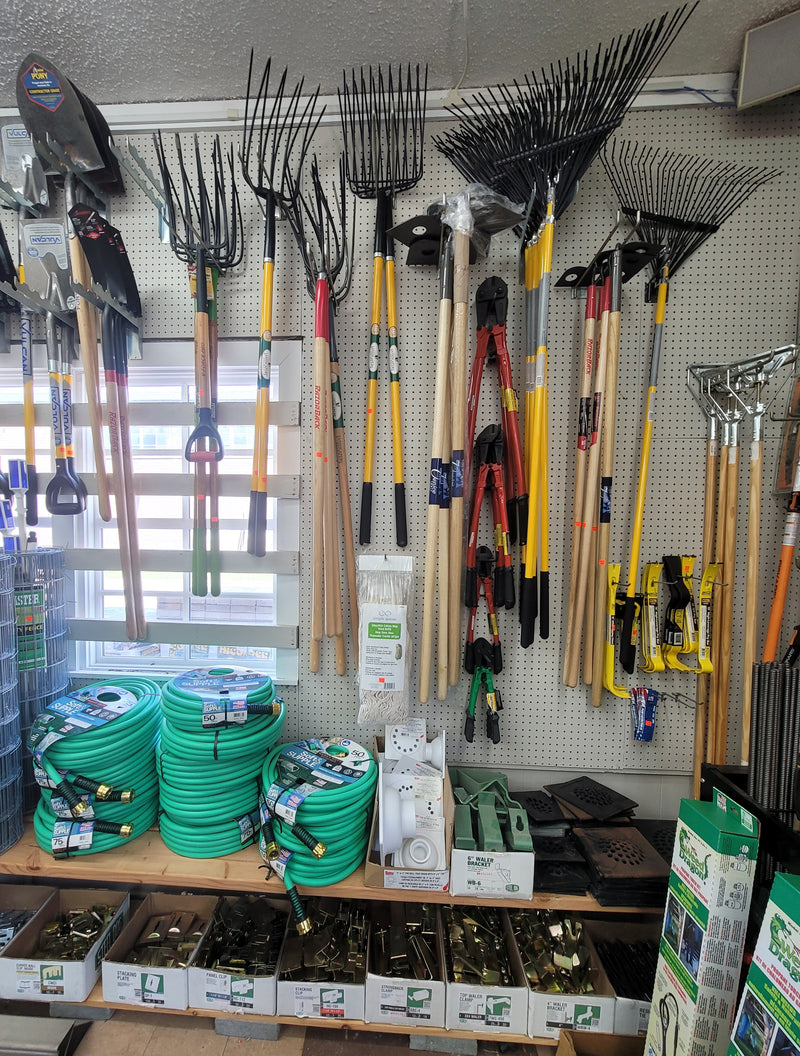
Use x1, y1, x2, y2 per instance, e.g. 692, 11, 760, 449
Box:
259, 739, 377, 932
158, 668, 285, 859
29, 677, 161, 856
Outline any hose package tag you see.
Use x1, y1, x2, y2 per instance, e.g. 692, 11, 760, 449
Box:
236, 809, 260, 846
29, 685, 139, 764
172, 669, 271, 728
51, 818, 94, 856
200, 692, 248, 729
357, 555, 413, 723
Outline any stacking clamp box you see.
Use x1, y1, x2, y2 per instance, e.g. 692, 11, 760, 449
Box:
102, 892, 219, 1011
644, 794, 759, 1056
0, 887, 130, 1002
728, 871, 800, 1056
365, 906, 447, 1028
187, 896, 288, 1016
444, 910, 529, 1034
525, 922, 617, 1039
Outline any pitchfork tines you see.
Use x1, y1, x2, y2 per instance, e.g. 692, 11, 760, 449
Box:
339, 64, 428, 199
241, 53, 325, 214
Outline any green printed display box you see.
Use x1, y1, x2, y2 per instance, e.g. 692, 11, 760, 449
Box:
644, 794, 759, 1056
0, 888, 130, 1002
728, 872, 800, 1056
365, 906, 447, 1027
102, 892, 219, 1011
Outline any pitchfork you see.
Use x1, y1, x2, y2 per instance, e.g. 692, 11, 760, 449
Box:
155, 132, 243, 597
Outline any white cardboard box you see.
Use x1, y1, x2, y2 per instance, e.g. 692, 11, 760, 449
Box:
526, 925, 617, 1039
445, 910, 529, 1034
102, 892, 219, 1011
364, 906, 446, 1028
276, 978, 366, 1021
187, 897, 287, 1016
0, 887, 130, 1002
449, 848, 534, 900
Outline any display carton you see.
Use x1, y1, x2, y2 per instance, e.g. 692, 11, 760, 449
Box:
444, 910, 529, 1034
526, 924, 617, 1039
187, 897, 288, 1016
644, 794, 759, 1056
556, 1029, 646, 1055
364, 906, 446, 1027
728, 871, 800, 1056
588, 918, 661, 1037
102, 892, 219, 1011
0, 885, 58, 951
0, 887, 129, 1002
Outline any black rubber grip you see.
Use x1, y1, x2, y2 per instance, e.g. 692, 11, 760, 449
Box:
394, 483, 408, 548
488, 711, 500, 744
359, 483, 373, 546
519, 576, 537, 648
25, 467, 38, 526
464, 714, 475, 743
464, 640, 475, 674
619, 595, 638, 674
494, 567, 505, 610
516, 495, 529, 556
54, 779, 83, 813
507, 496, 518, 546
539, 572, 549, 639
93, 819, 130, 836
464, 569, 478, 609
503, 566, 515, 610
493, 641, 503, 674
247, 491, 267, 557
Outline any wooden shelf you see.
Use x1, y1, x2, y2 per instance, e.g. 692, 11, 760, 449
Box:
0, 823, 660, 914
79, 982, 555, 1046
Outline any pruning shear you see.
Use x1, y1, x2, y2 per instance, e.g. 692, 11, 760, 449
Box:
465, 638, 502, 744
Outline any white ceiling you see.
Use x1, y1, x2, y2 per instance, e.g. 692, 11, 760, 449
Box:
2, 0, 797, 109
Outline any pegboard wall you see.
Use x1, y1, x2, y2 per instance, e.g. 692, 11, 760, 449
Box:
11, 94, 800, 782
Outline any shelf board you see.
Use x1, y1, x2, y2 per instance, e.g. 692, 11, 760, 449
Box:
78, 981, 555, 1046
0, 823, 661, 914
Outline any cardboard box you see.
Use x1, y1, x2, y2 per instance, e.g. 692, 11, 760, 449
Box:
728, 871, 800, 1056
364, 737, 453, 892
556, 1029, 646, 1055
0, 885, 58, 952
588, 918, 661, 1037
444, 910, 529, 1034
0, 887, 130, 1002
644, 794, 759, 1056
364, 906, 446, 1028
450, 847, 534, 900
276, 976, 366, 1021
526, 924, 617, 1039
187, 897, 288, 1016
102, 892, 219, 1011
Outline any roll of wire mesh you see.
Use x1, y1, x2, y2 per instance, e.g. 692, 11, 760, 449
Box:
158, 667, 285, 858
29, 677, 161, 856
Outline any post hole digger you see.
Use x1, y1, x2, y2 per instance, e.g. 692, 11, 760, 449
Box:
601, 141, 780, 688
241, 54, 324, 558
339, 64, 428, 548
154, 132, 243, 597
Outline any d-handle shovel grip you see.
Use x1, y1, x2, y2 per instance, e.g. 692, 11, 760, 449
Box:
619, 595, 639, 674
46, 463, 87, 516
185, 410, 224, 463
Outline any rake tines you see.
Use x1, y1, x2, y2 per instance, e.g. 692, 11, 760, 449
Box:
338, 64, 428, 198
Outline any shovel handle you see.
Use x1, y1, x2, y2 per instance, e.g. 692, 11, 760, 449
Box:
46, 462, 87, 516
185, 410, 224, 462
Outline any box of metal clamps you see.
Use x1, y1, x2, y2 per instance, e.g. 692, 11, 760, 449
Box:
0, 887, 130, 1002
443, 905, 529, 1034
644, 793, 759, 1056
102, 892, 218, 1010
187, 896, 288, 1015
365, 903, 447, 1027
276, 897, 369, 1021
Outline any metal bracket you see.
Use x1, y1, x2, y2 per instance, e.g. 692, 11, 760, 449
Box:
71, 281, 142, 359
0, 280, 76, 329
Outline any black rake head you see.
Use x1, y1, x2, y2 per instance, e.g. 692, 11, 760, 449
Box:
601, 139, 781, 279
435, 4, 697, 242
241, 53, 325, 213
154, 132, 243, 273
338, 63, 428, 199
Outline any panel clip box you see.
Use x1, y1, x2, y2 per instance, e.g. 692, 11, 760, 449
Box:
644, 793, 759, 1056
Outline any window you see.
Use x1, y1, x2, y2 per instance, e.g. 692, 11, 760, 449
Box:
0, 334, 301, 684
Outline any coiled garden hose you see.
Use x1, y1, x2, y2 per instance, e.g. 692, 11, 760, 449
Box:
158, 668, 285, 859
260, 739, 377, 933
29, 677, 161, 856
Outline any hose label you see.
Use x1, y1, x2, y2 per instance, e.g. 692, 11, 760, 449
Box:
50, 792, 95, 820
29, 687, 138, 762
276, 740, 373, 789
51, 819, 94, 856
200, 694, 248, 728
236, 809, 260, 846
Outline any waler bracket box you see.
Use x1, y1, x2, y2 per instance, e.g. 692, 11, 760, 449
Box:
644, 793, 759, 1056
728, 871, 800, 1056
102, 892, 219, 1011
444, 910, 529, 1035
0, 887, 130, 1003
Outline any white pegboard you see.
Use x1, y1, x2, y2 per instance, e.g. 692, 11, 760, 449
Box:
9, 94, 799, 779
